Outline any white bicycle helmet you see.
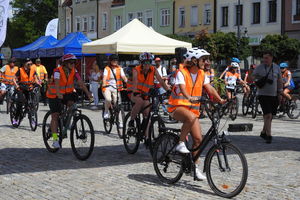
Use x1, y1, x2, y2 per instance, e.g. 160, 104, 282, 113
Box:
231, 62, 239, 68
184, 48, 210, 61
139, 52, 155, 62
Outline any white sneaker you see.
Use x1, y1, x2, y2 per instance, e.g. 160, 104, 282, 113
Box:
91, 105, 98, 110
175, 142, 190, 154
118, 122, 123, 128
52, 141, 61, 149
103, 112, 110, 119
195, 167, 207, 181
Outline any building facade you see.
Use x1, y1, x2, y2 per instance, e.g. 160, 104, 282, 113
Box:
216, 0, 282, 46
174, 0, 215, 37
98, 0, 113, 39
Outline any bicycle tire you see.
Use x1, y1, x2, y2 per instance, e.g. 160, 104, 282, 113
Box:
251, 97, 258, 119
148, 116, 165, 156
6, 93, 11, 114
10, 101, 22, 128
241, 94, 249, 116
42, 111, 63, 153
153, 133, 184, 184
287, 96, 300, 119
122, 112, 141, 154
29, 111, 38, 131
230, 97, 239, 121
102, 103, 113, 134
205, 143, 248, 198
70, 114, 95, 160
116, 107, 126, 139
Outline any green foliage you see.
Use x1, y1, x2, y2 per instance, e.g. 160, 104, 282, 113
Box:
254, 34, 300, 63
165, 34, 194, 44
4, 0, 58, 48
212, 77, 226, 97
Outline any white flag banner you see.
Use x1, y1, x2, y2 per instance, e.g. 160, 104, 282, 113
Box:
0, 0, 10, 47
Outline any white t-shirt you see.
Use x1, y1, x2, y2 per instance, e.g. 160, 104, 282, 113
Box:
90, 72, 101, 83
174, 71, 210, 94
154, 65, 167, 84
103, 67, 125, 91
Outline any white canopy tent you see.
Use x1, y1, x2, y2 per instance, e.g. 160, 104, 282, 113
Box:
82, 19, 192, 55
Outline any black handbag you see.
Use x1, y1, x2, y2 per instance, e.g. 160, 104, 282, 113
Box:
255, 65, 273, 88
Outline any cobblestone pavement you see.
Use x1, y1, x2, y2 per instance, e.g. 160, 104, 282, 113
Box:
0, 102, 299, 200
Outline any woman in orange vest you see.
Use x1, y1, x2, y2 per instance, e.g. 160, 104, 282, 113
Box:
128, 52, 170, 127
102, 54, 128, 126
168, 48, 225, 181
46, 53, 92, 149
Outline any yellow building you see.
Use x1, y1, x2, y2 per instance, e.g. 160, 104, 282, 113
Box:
174, 0, 215, 36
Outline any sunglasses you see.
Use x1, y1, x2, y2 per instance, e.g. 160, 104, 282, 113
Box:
27, 63, 33, 66
201, 57, 210, 62
144, 61, 151, 65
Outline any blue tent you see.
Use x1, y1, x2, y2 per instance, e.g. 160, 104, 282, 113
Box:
43, 32, 94, 57
13, 36, 59, 59
0, 54, 4, 59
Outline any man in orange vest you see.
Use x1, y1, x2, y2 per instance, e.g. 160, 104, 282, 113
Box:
0, 57, 19, 104
102, 54, 127, 125
129, 52, 170, 128
46, 53, 92, 148
168, 48, 225, 180
33, 58, 48, 105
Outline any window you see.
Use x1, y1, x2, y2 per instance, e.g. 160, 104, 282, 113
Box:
102, 13, 108, 30
179, 7, 185, 27
82, 0, 87, 2
235, 5, 243, 25
83, 17, 88, 32
128, 13, 134, 22
115, 16, 122, 30
90, 16, 95, 31
75, 0, 80, 4
145, 10, 153, 27
66, 17, 71, 33
222, 6, 228, 27
76, 17, 81, 32
161, 9, 170, 26
268, 0, 277, 22
190, 6, 198, 26
297, 0, 300, 16
252, 3, 260, 24
204, 4, 211, 25
137, 12, 143, 22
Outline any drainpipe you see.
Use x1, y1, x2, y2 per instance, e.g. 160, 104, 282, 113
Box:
173, 0, 175, 34
214, 0, 217, 33
97, 0, 99, 38
281, 0, 285, 35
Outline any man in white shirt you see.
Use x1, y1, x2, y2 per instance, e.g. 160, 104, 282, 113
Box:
154, 57, 168, 115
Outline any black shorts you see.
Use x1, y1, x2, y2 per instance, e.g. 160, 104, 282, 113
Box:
48, 98, 63, 113
258, 95, 279, 115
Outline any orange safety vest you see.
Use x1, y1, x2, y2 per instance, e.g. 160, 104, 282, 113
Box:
127, 79, 134, 92
33, 64, 47, 80
46, 66, 75, 98
225, 71, 240, 79
2, 65, 19, 85
135, 65, 155, 94
19, 67, 36, 85
168, 67, 204, 117
103, 66, 123, 92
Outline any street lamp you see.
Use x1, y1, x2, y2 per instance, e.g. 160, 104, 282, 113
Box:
237, 0, 241, 55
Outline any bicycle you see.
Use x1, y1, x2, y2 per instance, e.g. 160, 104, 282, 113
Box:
102, 85, 125, 138
242, 83, 259, 119
224, 84, 239, 120
42, 98, 95, 160
5, 84, 15, 114
9, 84, 38, 131
32, 84, 40, 110
152, 97, 248, 198
122, 89, 169, 155
277, 94, 300, 119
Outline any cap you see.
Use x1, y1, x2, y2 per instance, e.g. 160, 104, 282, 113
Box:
155, 57, 161, 61
36, 58, 41, 62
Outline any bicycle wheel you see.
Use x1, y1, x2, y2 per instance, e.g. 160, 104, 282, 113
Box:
230, 97, 239, 121
251, 96, 259, 119
153, 133, 184, 184
122, 112, 141, 154
29, 111, 38, 131
10, 101, 22, 128
116, 107, 126, 139
241, 94, 249, 116
102, 105, 113, 134
205, 143, 248, 198
42, 111, 62, 153
70, 114, 95, 160
287, 96, 300, 119
6, 93, 11, 114
148, 116, 165, 156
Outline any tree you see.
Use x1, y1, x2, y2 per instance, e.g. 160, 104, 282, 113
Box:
4, 0, 58, 49
165, 34, 194, 44
254, 34, 300, 63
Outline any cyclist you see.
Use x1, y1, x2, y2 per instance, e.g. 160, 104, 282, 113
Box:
102, 54, 128, 127
168, 48, 225, 180
204, 63, 215, 83
46, 54, 92, 148
0, 58, 19, 104
220, 57, 242, 79
128, 52, 170, 128
13, 59, 40, 126
33, 58, 48, 105
224, 62, 248, 99
280, 62, 294, 100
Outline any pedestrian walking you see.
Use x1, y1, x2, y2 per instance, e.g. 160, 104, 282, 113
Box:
89, 61, 101, 109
